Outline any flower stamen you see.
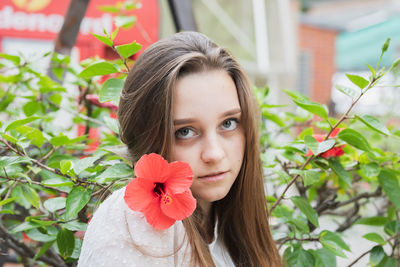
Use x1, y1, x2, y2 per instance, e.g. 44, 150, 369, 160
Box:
162, 195, 173, 205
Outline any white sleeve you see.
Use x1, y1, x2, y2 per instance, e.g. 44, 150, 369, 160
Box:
78, 187, 191, 267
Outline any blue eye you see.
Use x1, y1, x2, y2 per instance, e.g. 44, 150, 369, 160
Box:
175, 127, 196, 139
221, 118, 239, 131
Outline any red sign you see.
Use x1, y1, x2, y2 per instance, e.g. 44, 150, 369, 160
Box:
0, 0, 160, 59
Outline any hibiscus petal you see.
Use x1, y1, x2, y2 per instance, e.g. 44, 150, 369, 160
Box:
321, 146, 345, 158
161, 190, 196, 220
329, 128, 342, 138
313, 134, 325, 142
134, 153, 170, 183
165, 161, 193, 194
143, 197, 176, 230
124, 178, 155, 212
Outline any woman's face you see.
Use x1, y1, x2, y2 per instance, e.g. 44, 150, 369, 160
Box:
171, 70, 245, 205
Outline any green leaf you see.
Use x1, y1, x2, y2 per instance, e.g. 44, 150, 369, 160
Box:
335, 84, 360, 99
29, 219, 56, 226
294, 249, 315, 267
304, 135, 335, 156
389, 57, 400, 71
98, 5, 120, 13
26, 228, 56, 242
292, 98, 328, 119
376, 255, 396, 267
338, 128, 371, 151
320, 237, 347, 258
5, 116, 40, 132
271, 204, 293, 219
114, 15, 136, 29
356, 115, 390, 136
50, 135, 71, 146
0, 197, 16, 206
317, 139, 335, 154
355, 216, 389, 226
63, 221, 87, 232
378, 169, 400, 210
111, 27, 119, 40
0, 156, 31, 169
49, 93, 62, 105
103, 117, 120, 134
304, 135, 319, 155
346, 74, 369, 89
91, 33, 113, 47
320, 231, 350, 251
123, 1, 139, 10
57, 228, 75, 258
73, 151, 106, 175
284, 89, 307, 100
23, 101, 41, 116
329, 158, 352, 188
10, 221, 41, 233
60, 160, 72, 175
261, 110, 285, 127
284, 246, 315, 267
17, 126, 46, 147
99, 78, 124, 103
21, 185, 39, 208
303, 170, 320, 186
95, 163, 133, 183
70, 238, 83, 259
361, 162, 380, 178
43, 197, 66, 213
370, 246, 385, 266
65, 186, 91, 220
291, 196, 319, 227
367, 63, 377, 78
363, 233, 386, 245
0, 93, 15, 111
0, 53, 21, 65
384, 220, 400, 236
312, 248, 336, 267
34, 241, 55, 260
78, 62, 119, 79
288, 218, 309, 233
11, 186, 31, 209
116, 41, 142, 59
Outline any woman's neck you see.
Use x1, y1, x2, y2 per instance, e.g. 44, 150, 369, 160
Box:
196, 199, 216, 243
197, 199, 211, 220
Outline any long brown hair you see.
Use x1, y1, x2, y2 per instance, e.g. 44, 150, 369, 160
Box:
118, 31, 282, 266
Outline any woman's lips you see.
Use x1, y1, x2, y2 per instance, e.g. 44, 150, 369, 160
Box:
198, 171, 227, 182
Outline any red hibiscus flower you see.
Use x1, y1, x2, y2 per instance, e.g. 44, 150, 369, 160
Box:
124, 153, 196, 230
306, 128, 345, 158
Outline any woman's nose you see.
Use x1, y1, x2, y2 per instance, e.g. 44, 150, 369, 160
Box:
200, 135, 225, 163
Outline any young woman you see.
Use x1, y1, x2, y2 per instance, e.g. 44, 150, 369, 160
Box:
78, 31, 282, 267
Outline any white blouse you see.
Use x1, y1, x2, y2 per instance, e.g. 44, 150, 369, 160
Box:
78, 187, 234, 267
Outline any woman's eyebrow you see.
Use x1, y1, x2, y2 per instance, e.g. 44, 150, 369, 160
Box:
173, 118, 196, 126
222, 108, 241, 117
173, 108, 241, 126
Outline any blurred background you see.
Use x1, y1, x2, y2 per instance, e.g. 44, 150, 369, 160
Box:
1, 0, 399, 117
1, 0, 399, 266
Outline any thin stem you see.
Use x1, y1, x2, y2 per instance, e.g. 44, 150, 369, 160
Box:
346, 233, 400, 267
0, 137, 106, 190
112, 45, 130, 72
269, 155, 314, 213
0, 176, 66, 194
270, 75, 383, 213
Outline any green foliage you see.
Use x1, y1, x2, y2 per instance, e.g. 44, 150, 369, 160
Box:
262, 39, 399, 266
0, 10, 399, 267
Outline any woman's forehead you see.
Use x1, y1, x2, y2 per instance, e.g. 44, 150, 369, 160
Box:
172, 70, 241, 120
